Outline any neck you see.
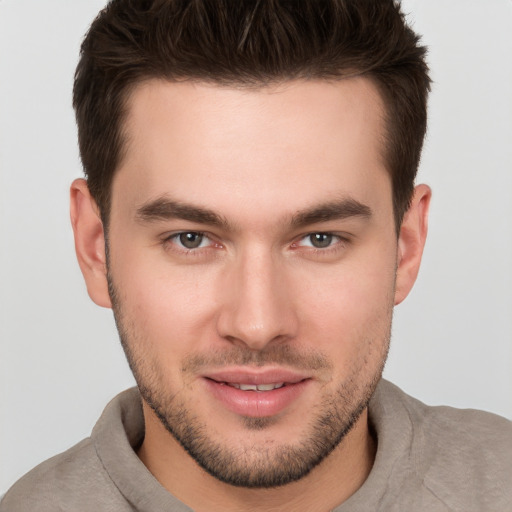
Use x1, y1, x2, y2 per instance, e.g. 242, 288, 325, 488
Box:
137, 403, 376, 512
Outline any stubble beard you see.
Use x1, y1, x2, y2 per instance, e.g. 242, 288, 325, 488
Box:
107, 273, 390, 488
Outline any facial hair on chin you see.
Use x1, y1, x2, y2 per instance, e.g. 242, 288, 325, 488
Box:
107, 272, 390, 488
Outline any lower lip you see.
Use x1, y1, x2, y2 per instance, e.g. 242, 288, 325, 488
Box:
203, 379, 311, 418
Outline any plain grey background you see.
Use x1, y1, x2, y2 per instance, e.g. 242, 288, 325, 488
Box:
1, 0, 511, 493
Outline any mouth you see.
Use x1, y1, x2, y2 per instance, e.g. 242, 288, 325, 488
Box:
222, 382, 285, 391
202, 370, 312, 418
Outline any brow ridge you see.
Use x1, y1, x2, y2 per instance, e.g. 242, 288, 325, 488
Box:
291, 198, 372, 228
135, 197, 230, 229
135, 196, 372, 231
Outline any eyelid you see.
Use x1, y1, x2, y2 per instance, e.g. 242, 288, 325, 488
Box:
160, 229, 350, 255
293, 232, 347, 246
288, 232, 352, 259
162, 230, 220, 251
162, 229, 205, 239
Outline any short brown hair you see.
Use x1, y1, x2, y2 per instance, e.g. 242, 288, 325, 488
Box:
73, 0, 430, 230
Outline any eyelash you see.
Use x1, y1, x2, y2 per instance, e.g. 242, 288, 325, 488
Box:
293, 233, 346, 249
162, 231, 219, 254
162, 230, 349, 257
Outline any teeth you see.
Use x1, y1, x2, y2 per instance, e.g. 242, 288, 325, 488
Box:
228, 382, 285, 391
255, 383, 284, 391
238, 384, 257, 391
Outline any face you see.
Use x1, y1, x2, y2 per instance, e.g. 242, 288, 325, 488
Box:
93, 78, 404, 487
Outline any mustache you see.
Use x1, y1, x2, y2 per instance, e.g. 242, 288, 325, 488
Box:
181, 344, 332, 373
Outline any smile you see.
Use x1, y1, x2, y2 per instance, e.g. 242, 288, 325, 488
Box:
203, 372, 311, 417
224, 382, 285, 391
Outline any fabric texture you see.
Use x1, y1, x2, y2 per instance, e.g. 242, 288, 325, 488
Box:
2, 380, 511, 511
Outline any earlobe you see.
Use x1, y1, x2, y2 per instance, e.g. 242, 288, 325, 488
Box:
394, 184, 431, 305
70, 178, 112, 308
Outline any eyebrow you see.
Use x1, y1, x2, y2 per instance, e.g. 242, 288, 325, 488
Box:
135, 197, 231, 229
290, 198, 372, 228
135, 196, 372, 230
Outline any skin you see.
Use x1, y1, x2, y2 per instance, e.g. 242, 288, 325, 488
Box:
70, 78, 430, 511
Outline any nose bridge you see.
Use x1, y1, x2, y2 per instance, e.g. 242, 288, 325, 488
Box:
217, 244, 297, 349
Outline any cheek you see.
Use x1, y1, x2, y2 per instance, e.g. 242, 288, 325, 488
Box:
112, 252, 221, 346
294, 254, 396, 356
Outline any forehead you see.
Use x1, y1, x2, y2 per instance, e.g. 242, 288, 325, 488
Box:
113, 78, 391, 224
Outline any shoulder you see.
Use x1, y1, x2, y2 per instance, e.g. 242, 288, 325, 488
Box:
0, 437, 129, 512
380, 379, 512, 441
391, 382, 512, 469
419, 399, 512, 451
376, 380, 512, 510
376, 379, 512, 449
417, 399, 512, 506
1, 389, 142, 511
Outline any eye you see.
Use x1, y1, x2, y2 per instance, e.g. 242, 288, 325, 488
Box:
298, 233, 338, 249
171, 232, 211, 249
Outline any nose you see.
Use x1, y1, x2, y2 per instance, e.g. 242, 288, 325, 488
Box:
216, 247, 298, 351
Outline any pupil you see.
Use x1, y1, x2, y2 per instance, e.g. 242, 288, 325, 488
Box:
311, 233, 332, 248
180, 232, 203, 249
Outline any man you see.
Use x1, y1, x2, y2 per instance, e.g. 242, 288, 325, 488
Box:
1, 1, 511, 510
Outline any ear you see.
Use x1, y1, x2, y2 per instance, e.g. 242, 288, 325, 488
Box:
394, 184, 431, 305
70, 178, 112, 308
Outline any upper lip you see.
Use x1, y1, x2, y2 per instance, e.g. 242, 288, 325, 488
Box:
203, 367, 310, 385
